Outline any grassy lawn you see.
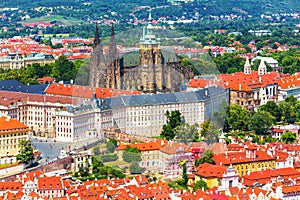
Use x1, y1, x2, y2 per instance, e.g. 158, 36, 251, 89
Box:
0, 162, 19, 169
23, 15, 81, 26
105, 160, 128, 167
39, 33, 70, 38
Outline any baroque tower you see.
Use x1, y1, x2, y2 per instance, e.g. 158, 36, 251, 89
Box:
244, 57, 252, 74
258, 59, 267, 75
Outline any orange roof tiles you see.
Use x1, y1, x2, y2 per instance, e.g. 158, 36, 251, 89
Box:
45, 83, 142, 99
159, 142, 189, 154
0, 116, 29, 132
0, 182, 22, 191
188, 71, 281, 92
38, 176, 63, 189
278, 72, 300, 89
242, 167, 300, 186
214, 150, 275, 165
0, 90, 73, 107
195, 163, 227, 179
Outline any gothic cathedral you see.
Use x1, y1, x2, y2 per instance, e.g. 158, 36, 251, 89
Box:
89, 12, 194, 93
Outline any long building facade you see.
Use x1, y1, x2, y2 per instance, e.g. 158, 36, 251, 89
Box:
54, 85, 228, 141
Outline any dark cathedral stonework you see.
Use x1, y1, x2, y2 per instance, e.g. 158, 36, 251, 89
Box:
89, 13, 194, 93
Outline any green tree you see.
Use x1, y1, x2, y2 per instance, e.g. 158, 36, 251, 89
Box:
122, 146, 141, 163
227, 105, 250, 131
259, 101, 281, 122
249, 111, 275, 135
16, 140, 34, 164
129, 161, 144, 174
279, 101, 296, 124
160, 110, 185, 140
193, 180, 208, 192
200, 120, 220, 144
195, 149, 215, 167
285, 95, 297, 106
51, 55, 77, 81
175, 123, 199, 143
213, 99, 228, 129
106, 138, 117, 153
281, 131, 297, 144
181, 161, 188, 185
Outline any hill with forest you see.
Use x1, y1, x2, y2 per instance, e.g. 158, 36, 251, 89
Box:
0, 0, 299, 19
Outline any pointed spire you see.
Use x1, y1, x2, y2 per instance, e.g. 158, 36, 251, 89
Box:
148, 8, 152, 21
244, 57, 251, 74
111, 23, 115, 37
93, 23, 100, 47
258, 59, 267, 75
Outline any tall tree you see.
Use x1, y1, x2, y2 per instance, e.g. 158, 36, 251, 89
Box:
16, 140, 34, 164
51, 55, 77, 81
278, 101, 296, 124
200, 120, 220, 144
213, 99, 228, 129
175, 123, 199, 143
226, 105, 250, 131
249, 110, 275, 135
195, 149, 215, 167
259, 101, 281, 121
281, 131, 297, 144
160, 110, 185, 140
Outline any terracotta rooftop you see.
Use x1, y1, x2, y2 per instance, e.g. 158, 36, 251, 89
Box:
0, 116, 29, 132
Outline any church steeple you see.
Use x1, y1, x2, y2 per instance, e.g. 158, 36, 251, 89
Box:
258, 59, 267, 75
107, 23, 120, 89
139, 9, 160, 45
93, 23, 100, 47
244, 57, 252, 74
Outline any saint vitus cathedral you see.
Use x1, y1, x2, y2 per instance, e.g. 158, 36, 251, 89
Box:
89, 12, 194, 93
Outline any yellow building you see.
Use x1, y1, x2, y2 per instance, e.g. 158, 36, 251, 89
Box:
194, 163, 239, 189
0, 116, 29, 158
214, 145, 276, 176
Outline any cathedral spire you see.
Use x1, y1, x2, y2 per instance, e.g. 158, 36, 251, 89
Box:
148, 8, 152, 21
93, 23, 100, 47
244, 57, 251, 74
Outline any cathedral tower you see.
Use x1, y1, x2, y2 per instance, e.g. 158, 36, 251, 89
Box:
106, 24, 120, 89
139, 11, 162, 93
139, 11, 162, 66
89, 23, 107, 88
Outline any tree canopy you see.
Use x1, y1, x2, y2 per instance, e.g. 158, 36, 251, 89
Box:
249, 110, 275, 135
195, 149, 215, 167
160, 110, 185, 140
16, 140, 34, 164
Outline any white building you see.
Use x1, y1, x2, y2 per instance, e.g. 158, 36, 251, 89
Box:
55, 105, 99, 142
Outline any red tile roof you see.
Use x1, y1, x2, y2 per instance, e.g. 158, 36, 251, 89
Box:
45, 83, 142, 99
0, 116, 29, 132
214, 150, 275, 165
0, 182, 22, 191
38, 176, 63, 190
242, 167, 300, 186
195, 163, 228, 179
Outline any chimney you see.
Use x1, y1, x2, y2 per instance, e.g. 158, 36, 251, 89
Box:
5, 116, 10, 122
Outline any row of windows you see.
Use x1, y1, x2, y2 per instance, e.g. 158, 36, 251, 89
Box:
0, 132, 27, 138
